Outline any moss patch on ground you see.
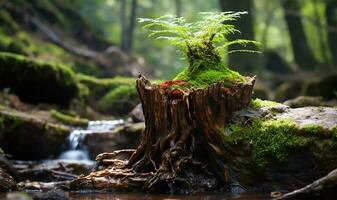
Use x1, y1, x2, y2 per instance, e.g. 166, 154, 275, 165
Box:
0, 52, 79, 106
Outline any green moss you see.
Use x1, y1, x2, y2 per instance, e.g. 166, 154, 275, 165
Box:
332, 126, 337, 139
251, 98, 282, 108
175, 67, 245, 88
50, 109, 88, 127
0, 52, 79, 106
97, 84, 139, 116
0, 11, 20, 33
173, 42, 245, 88
227, 119, 312, 168
302, 124, 326, 136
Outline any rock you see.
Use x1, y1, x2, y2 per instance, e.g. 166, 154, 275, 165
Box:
227, 104, 337, 191
0, 109, 71, 160
84, 122, 144, 159
32, 190, 68, 200
129, 103, 144, 122
6, 192, 33, 200
18, 181, 69, 192
13, 160, 93, 182
0, 168, 17, 191
0, 156, 19, 181
274, 82, 302, 102
284, 96, 326, 108
0, 52, 79, 107
304, 73, 337, 99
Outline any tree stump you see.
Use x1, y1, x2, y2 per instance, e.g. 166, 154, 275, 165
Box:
70, 75, 255, 193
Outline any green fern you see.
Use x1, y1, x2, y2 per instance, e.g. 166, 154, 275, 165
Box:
138, 12, 260, 88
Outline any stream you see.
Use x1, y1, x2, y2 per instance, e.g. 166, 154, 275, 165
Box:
58, 119, 124, 161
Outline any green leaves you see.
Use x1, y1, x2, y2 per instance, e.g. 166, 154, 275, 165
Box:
138, 12, 260, 60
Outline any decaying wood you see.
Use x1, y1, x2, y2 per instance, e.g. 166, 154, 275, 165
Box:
274, 168, 337, 200
70, 75, 255, 192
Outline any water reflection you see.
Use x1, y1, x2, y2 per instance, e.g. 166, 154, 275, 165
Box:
69, 193, 269, 200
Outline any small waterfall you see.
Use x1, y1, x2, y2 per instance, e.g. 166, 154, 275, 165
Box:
58, 120, 124, 161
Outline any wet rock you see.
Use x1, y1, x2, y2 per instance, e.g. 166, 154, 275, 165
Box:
0, 110, 71, 160
129, 103, 144, 122
0, 168, 17, 191
13, 160, 93, 182
84, 122, 144, 159
32, 189, 68, 200
0, 156, 19, 181
18, 181, 70, 192
6, 192, 33, 200
304, 73, 337, 99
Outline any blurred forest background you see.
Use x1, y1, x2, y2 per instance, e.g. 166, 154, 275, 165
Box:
0, 0, 337, 118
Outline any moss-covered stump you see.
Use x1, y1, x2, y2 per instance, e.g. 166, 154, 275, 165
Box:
71, 98, 337, 193
70, 75, 255, 193
0, 109, 71, 160
0, 52, 79, 106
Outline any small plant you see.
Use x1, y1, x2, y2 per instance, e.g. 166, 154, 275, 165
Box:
139, 12, 260, 88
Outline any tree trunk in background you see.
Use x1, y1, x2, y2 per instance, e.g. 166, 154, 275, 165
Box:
282, 0, 318, 70
325, 0, 337, 67
120, 0, 137, 53
126, 0, 137, 53
219, 0, 261, 73
312, 0, 329, 66
175, 0, 181, 17
120, 0, 128, 52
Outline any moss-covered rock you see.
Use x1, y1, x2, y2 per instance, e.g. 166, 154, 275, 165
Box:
223, 105, 337, 190
98, 84, 138, 116
0, 109, 71, 160
0, 52, 79, 106
284, 96, 327, 108
304, 73, 337, 100
77, 74, 140, 115
50, 109, 88, 127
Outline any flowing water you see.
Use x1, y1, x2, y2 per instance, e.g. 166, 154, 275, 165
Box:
58, 119, 124, 161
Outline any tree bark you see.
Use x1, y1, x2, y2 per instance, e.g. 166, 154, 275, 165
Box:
325, 0, 337, 67
219, 0, 261, 73
282, 0, 319, 70
70, 75, 255, 192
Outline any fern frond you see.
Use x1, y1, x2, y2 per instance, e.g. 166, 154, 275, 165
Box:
228, 49, 262, 54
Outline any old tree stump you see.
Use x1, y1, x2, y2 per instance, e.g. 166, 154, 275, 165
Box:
70, 75, 255, 193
